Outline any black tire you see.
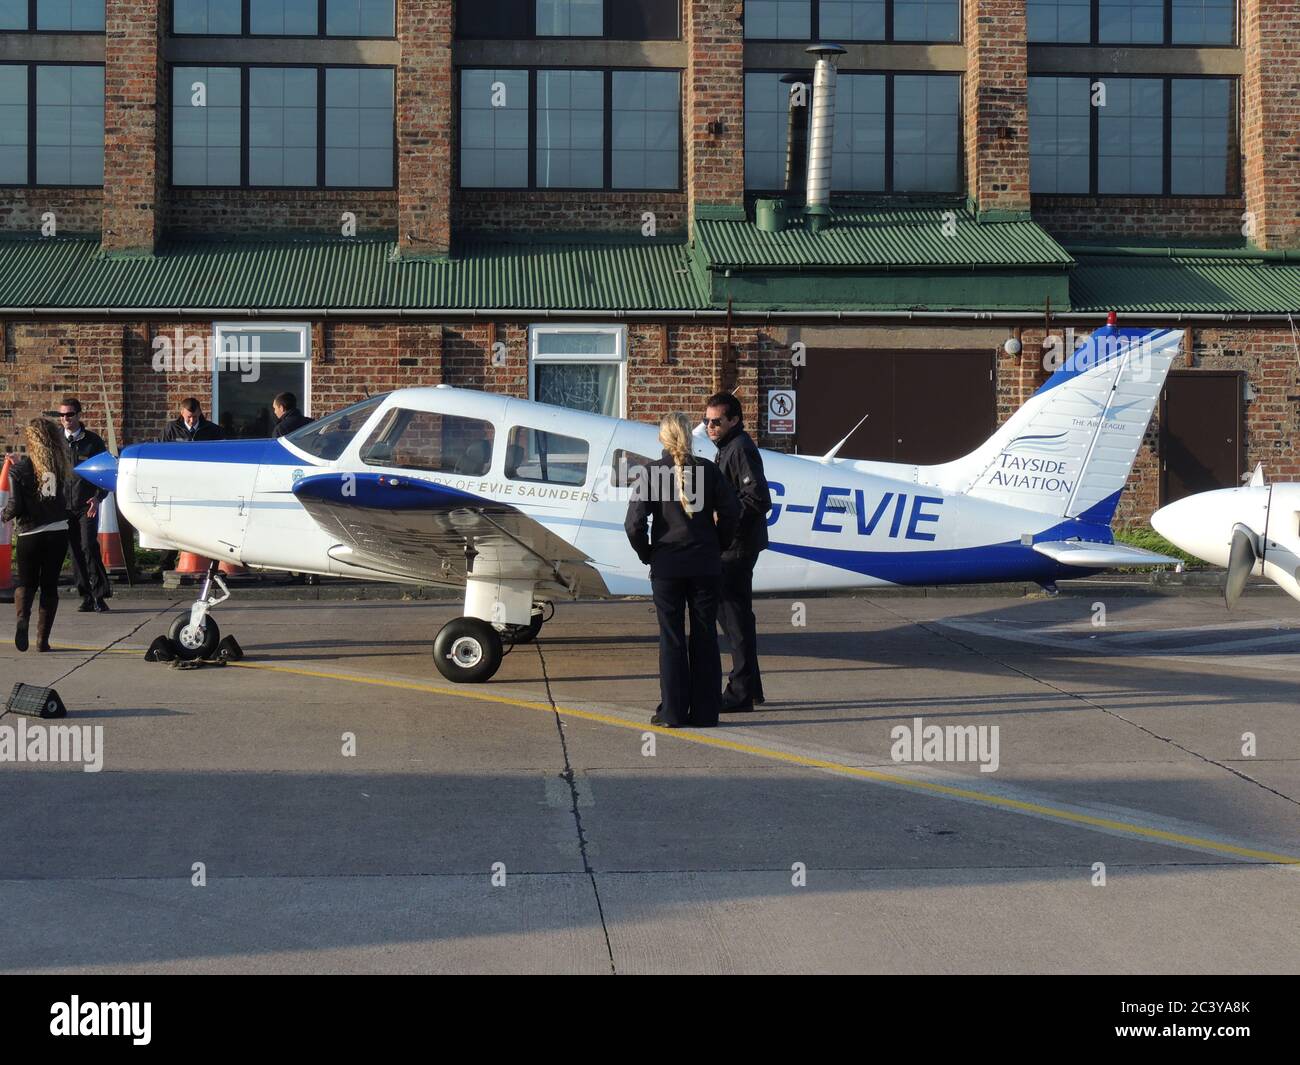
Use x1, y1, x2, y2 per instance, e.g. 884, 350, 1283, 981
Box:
503, 610, 545, 645
433, 617, 503, 683
168, 611, 222, 661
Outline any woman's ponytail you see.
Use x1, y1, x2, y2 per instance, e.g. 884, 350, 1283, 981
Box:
658, 412, 696, 514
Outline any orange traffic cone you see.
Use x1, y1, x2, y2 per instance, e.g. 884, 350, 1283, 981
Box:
162, 550, 210, 589
98, 492, 128, 575
0, 455, 14, 602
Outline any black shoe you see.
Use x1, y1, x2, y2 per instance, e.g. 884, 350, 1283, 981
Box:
720, 696, 755, 713
78, 599, 95, 613
94, 599, 110, 613
650, 712, 666, 725
15, 620, 28, 653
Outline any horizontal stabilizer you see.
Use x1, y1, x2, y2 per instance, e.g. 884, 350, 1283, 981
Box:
1032, 541, 1180, 568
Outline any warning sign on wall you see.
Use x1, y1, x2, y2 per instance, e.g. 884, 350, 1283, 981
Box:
768, 389, 796, 435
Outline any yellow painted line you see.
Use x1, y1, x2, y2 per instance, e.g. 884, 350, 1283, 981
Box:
52, 642, 1300, 866
229, 659, 1299, 866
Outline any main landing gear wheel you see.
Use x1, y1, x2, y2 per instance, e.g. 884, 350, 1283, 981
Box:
433, 617, 503, 683
168, 611, 222, 661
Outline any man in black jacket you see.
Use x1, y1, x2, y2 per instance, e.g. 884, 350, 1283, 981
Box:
162, 398, 225, 442
57, 397, 111, 612
705, 392, 773, 712
271, 392, 312, 438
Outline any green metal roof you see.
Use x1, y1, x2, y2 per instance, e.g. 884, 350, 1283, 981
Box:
1071, 255, 1300, 314
0, 235, 708, 312
0, 237, 98, 307
5, 232, 1300, 316
694, 204, 1074, 270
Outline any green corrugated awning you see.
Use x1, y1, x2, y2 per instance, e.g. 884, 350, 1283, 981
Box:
694, 204, 1074, 270
1071, 255, 1300, 314
0, 237, 99, 307
0, 235, 709, 312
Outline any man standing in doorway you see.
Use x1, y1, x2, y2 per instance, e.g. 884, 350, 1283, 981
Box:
58, 397, 111, 613
705, 392, 772, 712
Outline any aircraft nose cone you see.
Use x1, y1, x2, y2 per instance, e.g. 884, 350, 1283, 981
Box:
75, 450, 118, 493
1150, 497, 1190, 544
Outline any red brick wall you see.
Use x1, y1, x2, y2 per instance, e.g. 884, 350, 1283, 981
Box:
686, 0, 745, 230
1034, 196, 1247, 243
102, 0, 163, 254
454, 191, 687, 235
396, 0, 453, 256
0, 190, 104, 236
163, 190, 397, 236
1243, 0, 1300, 249
964, 0, 1030, 213
1, 322, 127, 454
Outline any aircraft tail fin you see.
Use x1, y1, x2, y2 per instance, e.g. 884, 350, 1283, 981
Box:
920, 326, 1181, 525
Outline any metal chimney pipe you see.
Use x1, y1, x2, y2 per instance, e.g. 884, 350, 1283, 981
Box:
804, 44, 846, 234
780, 72, 810, 200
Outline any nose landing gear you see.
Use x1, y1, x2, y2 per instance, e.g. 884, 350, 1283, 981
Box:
162, 560, 231, 662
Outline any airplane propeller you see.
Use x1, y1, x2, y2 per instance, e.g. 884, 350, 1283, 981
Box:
1224, 524, 1259, 610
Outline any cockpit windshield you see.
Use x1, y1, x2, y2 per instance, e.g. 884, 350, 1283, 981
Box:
286, 395, 386, 461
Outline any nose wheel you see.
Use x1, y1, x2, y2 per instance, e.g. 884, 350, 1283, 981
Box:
168, 611, 222, 660
433, 617, 504, 683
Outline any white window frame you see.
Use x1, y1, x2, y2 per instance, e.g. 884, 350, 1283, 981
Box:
211, 321, 313, 428
527, 324, 628, 419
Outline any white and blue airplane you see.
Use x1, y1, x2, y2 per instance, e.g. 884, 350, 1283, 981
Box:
75, 325, 1182, 683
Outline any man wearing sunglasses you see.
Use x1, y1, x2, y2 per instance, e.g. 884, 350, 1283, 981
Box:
704, 393, 772, 712
57, 397, 111, 613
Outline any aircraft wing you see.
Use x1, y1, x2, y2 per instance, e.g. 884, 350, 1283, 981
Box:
1032, 541, 1180, 569
292, 472, 609, 596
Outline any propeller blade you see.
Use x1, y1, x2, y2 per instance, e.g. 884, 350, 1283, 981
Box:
1224, 526, 1258, 609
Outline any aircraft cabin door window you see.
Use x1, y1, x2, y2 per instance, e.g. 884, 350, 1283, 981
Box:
505, 426, 590, 486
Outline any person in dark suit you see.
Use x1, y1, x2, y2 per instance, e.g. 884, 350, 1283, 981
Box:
157, 398, 225, 571
625, 412, 740, 728
162, 398, 225, 443
58, 397, 111, 612
271, 392, 312, 438
705, 392, 773, 712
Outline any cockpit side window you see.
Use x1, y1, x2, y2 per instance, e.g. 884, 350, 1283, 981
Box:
359, 408, 496, 475
287, 396, 385, 461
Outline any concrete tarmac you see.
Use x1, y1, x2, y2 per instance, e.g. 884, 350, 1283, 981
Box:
1, 588, 1297, 974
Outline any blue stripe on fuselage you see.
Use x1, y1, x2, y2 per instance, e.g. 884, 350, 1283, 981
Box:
770, 514, 1113, 584
122, 439, 307, 466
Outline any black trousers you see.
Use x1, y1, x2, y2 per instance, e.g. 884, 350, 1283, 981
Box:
16, 529, 70, 608
66, 509, 110, 601
652, 574, 722, 728
718, 552, 764, 704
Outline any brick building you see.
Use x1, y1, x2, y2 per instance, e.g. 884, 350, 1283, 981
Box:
2, 0, 1300, 527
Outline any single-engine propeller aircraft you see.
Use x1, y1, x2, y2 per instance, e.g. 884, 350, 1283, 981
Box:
1152, 464, 1300, 608
76, 324, 1182, 683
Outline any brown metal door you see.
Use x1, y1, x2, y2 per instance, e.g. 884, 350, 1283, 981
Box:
1160, 371, 1244, 504
892, 351, 996, 464
795, 349, 894, 459
796, 349, 995, 463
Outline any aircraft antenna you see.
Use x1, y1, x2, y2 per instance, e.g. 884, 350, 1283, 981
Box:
820, 411, 870, 463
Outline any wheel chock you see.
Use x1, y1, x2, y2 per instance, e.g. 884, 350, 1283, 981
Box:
145, 636, 178, 662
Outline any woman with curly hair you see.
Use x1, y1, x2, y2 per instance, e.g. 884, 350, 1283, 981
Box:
2, 418, 73, 652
